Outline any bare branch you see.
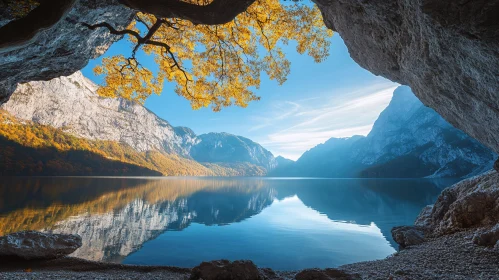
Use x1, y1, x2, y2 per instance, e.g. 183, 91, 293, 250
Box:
81, 22, 142, 40
81, 21, 172, 54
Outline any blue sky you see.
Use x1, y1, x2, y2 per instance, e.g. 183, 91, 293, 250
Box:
82, 34, 398, 160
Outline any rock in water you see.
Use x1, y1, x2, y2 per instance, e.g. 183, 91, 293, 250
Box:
0, 231, 82, 260
190, 260, 261, 280
391, 226, 426, 249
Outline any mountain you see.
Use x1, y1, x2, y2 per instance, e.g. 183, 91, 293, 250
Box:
275, 156, 294, 168
0, 72, 276, 176
190, 133, 277, 170
271, 86, 496, 178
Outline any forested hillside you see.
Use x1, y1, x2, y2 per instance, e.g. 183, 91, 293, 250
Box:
0, 111, 266, 176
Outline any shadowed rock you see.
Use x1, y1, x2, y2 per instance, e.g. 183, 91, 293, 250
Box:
314, 0, 499, 155
473, 224, 499, 248
0, 231, 82, 260
190, 260, 261, 280
415, 171, 499, 235
294, 268, 358, 280
391, 226, 426, 249
0, 0, 135, 102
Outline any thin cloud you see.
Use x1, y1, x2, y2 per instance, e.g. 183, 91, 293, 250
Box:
255, 82, 398, 160
248, 101, 301, 132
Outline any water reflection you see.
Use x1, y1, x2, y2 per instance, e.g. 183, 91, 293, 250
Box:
0, 177, 457, 270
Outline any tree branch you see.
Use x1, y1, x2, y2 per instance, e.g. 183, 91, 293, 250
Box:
81, 22, 142, 40
81, 21, 172, 54
0, 0, 258, 51
119, 0, 257, 25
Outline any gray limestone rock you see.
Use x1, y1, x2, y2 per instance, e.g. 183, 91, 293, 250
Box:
391, 226, 426, 249
415, 170, 499, 235
314, 0, 499, 154
0, 231, 81, 260
0, 0, 135, 102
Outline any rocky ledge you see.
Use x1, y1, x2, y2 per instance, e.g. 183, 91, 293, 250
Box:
0, 231, 81, 260
392, 169, 499, 245
0, 0, 134, 102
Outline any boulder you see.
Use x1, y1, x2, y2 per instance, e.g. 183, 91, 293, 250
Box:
472, 224, 499, 247
294, 268, 356, 280
391, 226, 426, 249
0, 231, 82, 260
414, 205, 433, 228
414, 171, 499, 235
190, 260, 261, 280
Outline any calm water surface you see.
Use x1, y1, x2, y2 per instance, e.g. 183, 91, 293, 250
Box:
0, 177, 458, 270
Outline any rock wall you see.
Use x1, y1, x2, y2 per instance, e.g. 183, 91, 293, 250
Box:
1, 71, 279, 169
314, 0, 499, 154
1, 71, 198, 156
0, 0, 135, 103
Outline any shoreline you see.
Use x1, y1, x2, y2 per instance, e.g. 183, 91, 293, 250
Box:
2, 228, 498, 280
2, 171, 498, 279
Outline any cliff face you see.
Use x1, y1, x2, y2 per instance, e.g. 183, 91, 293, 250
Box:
2, 72, 197, 157
0, 0, 135, 103
355, 86, 496, 178
314, 0, 499, 154
1, 71, 278, 171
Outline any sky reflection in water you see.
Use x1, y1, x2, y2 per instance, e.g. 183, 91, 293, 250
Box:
0, 177, 457, 270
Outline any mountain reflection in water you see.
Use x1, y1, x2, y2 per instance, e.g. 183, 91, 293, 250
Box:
0, 177, 457, 270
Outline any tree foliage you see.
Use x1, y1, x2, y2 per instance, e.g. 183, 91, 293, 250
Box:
93, 0, 332, 111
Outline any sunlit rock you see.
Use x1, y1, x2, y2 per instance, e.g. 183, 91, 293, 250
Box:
1, 71, 278, 171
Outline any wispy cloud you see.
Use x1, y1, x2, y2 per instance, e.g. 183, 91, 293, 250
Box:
254, 82, 399, 160
248, 101, 302, 132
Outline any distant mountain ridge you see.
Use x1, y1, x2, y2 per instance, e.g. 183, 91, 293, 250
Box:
270, 86, 496, 178
1, 72, 277, 175
191, 133, 277, 170
2, 75, 494, 178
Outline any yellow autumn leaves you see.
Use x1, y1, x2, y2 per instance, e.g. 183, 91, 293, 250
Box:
94, 0, 333, 111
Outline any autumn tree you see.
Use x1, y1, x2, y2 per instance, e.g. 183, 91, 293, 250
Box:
0, 0, 332, 111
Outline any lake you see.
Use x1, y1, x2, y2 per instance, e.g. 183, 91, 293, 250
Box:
0, 177, 457, 270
